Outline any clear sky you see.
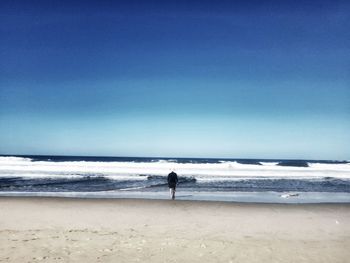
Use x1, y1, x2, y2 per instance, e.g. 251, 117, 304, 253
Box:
1, 0, 349, 159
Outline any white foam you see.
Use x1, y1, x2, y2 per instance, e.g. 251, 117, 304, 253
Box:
0, 156, 33, 164
104, 175, 148, 181
260, 162, 279, 166
308, 162, 350, 171
0, 156, 349, 180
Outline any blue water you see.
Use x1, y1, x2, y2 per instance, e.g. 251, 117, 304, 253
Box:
0, 155, 350, 203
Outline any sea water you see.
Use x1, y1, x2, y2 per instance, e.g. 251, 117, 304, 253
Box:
0, 155, 349, 203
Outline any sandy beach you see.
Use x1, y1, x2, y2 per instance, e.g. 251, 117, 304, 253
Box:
0, 197, 349, 263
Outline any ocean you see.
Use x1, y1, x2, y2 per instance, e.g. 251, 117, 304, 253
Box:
1, 155, 350, 203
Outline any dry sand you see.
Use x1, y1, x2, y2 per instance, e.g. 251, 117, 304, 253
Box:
0, 197, 349, 263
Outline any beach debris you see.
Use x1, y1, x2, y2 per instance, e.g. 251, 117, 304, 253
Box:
280, 193, 299, 198
335, 220, 340, 225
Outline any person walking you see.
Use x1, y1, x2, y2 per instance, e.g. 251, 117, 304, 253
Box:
167, 171, 178, 200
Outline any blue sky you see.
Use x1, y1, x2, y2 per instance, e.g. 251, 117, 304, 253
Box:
1, 0, 349, 159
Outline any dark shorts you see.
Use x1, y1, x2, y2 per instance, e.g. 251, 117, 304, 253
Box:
168, 183, 176, 189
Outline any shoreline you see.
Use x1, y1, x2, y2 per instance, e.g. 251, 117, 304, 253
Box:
2, 195, 350, 205
1, 190, 349, 204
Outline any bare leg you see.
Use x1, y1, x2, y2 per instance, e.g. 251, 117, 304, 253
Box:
171, 188, 175, 200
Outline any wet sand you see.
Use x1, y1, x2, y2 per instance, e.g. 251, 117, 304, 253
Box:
0, 197, 349, 262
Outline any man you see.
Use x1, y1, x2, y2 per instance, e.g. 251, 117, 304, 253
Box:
167, 171, 178, 200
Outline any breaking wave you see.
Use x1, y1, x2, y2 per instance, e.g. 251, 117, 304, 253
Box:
0, 156, 349, 194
